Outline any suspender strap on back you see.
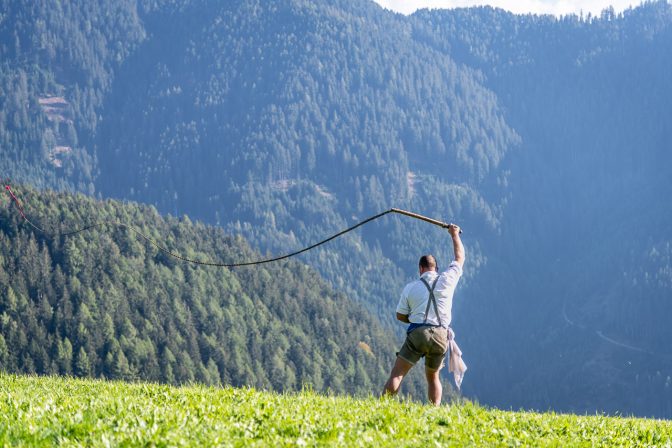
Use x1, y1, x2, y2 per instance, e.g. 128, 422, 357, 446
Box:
420, 277, 442, 327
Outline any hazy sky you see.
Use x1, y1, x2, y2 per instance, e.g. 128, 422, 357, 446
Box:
373, 0, 639, 16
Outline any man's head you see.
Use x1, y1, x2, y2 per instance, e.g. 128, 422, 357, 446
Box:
418, 254, 437, 275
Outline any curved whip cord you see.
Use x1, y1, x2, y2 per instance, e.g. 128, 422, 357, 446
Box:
3, 185, 460, 268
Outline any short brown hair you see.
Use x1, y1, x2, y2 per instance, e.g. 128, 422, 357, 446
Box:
419, 254, 437, 271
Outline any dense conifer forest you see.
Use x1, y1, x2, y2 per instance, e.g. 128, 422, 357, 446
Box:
0, 185, 435, 398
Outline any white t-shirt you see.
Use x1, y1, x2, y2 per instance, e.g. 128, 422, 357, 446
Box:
396, 261, 463, 328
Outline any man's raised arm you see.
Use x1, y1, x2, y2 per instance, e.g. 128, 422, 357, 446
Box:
448, 224, 465, 268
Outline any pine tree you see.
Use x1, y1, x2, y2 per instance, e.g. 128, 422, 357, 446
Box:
74, 346, 91, 377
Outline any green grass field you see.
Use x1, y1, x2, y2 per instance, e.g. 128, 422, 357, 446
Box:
1, 374, 670, 447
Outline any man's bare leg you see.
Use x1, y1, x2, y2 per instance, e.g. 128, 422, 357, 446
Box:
426, 367, 442, 406
383, 357, 413, 397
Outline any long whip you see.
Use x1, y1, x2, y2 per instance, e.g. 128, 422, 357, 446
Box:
3, 185, 460, 268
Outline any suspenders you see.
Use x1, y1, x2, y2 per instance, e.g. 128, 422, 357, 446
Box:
419, 277, 442, 327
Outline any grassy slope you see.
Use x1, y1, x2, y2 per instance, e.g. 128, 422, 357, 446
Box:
1, 374, 670, 447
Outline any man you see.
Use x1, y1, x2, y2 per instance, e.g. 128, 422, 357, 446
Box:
382, 223, 465, 406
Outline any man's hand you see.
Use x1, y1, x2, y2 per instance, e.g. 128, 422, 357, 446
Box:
447, 223, 461, 237
396, 312, 410, 323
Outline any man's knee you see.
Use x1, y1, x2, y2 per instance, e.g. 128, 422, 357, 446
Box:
391, 356, 414, 377
383, 357, 414, 396
425, 366, 442, 385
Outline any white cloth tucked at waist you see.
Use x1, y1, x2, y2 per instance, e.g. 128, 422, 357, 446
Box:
447, 327, 467, 390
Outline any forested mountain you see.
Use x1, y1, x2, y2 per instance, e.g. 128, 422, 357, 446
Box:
94, 0, 516, 328
0, 0, 671, 417
0, 0, 146, 193
0, 184, 433, 398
